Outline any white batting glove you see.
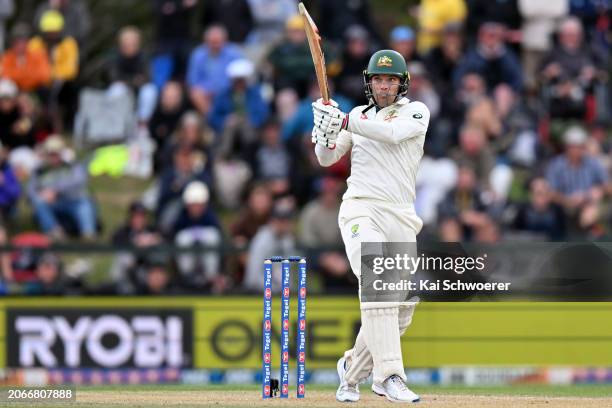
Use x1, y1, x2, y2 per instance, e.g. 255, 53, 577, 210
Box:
311, 126, 337, 149
312, 98, 348, 137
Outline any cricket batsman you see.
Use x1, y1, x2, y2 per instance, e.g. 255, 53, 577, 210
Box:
311, 49, 429, 403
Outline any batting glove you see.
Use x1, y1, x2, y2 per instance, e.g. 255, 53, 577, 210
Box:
311, 126, 337, 149
312, 98, 349, 137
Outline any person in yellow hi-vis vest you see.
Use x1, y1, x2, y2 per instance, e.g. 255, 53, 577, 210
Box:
28, 9, 79, 131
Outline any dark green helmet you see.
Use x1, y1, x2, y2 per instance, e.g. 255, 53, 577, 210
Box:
363, 49, 410, 105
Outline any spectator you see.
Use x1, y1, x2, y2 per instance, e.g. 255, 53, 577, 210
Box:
229, 183, 273, 285
255, 119, 290, 196
0, 0, 14, 52
132, 253, 180, 295
149, 81, 190, 171
437, 164, 491, 241
450, 125, 496, 189
34, 0, 91, 45
453, 22, 523, 92
29, 9, 79, 131
159, 111, 214, 171
424, 22, 465, 105
335, 25, 372, 104
0, 142, 20, 218
23, 252, 81, 295
316, 0, 383, 47
1, 23, 51, 93
299, 177, 352, 292
0, 79, 35, 150
540, 17, 606, 120
405, 62, 440, 119
108, 26, 157, 123
518, 0, 568, 90
546, 126, 609, 237
109, 202, 163, 288
244, 0, 297, 62
389, 26, 420, 63
201, 0, 253, 43
513, 178, 566, 240
209, 58, 269, 144
27, 135, 97, 240
156, 146, 212, 232
465, 0, 522, 43
243, 197, 298, 292
151, 0, 198, 86
0, 217, 12, 283
187, 25, 243, 114
173, 181, 225, 293
416, 0, 466, 55
230, 183, 273, 247
267, 15, 325, 97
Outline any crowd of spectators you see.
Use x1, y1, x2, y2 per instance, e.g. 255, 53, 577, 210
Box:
0, 0, 609, 295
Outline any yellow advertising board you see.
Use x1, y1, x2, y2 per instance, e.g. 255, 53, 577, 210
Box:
1, 298, 611, 369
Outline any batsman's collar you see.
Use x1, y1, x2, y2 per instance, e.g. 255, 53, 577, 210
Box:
395, 97, 409, 105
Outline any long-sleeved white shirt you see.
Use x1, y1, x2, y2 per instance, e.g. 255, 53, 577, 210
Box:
315, 97, 430, 205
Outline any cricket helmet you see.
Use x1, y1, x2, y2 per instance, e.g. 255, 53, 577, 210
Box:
363, 49, 410, 105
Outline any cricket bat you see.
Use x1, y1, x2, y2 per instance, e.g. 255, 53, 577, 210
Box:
298, 2, 330, 104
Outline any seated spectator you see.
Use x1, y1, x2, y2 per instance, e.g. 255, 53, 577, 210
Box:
173, 181, 225, 293
299, 177, 353, 292
255, 119, 290, 196
1, 23, 51, 92
109, 201, 163, 288
540, 17, 606, 120
0, 79, 35, 150
23, 252, 81, 295
156, 146, 212, 232
406, 62, 440, 119
437, 164, 491, 241
546, 126, 609, 238
424, 22, 465, 105
389, 25, 420, 63
231, 183, 273, 247
243, 197, 298, 293
28, 10, 79, 131
108, 26, 157, 123
27, 135, 97, 240
513, 178, 565, 240
335, 25, 372, 104
187, 25, 242, 114
131, 252, 180, 295
210, 58, 269, 150
267, 15, 337, 97
416, 0, 466, 55
450, 125, 495, 189
34, 0, 92, 46
245, 0, 297, 62
0, 218, 12, 283
149, 81, 190, 171
159, 111, 214, 171
0, 142, 20, 218
453, 22, 523, 92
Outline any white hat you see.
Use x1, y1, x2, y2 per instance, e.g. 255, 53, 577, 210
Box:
227, 59, 255, 79
183, 181, 210, 205
0, 79, 18, 98
563, 126, 587, 146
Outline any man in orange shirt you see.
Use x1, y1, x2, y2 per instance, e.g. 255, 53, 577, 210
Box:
1, 23, 51, 92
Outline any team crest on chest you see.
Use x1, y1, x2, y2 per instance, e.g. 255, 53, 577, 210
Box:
383, 109, 399, 122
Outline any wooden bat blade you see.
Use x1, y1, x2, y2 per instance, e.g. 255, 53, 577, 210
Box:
298, 2, 330, 103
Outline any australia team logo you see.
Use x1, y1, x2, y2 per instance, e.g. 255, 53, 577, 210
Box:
376, 55, 393, 67
351, 223, 360, 238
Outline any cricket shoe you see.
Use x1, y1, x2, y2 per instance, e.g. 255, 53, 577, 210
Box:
372, 375, 420, 403
335, 357, 359, 402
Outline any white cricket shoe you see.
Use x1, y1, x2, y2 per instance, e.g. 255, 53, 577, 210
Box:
335, 357, 360, 402
372, 375, 420, 403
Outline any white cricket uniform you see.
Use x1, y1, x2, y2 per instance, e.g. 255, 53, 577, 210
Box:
314, 96, 430, 385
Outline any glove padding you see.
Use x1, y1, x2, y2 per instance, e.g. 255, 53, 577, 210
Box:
311, 98, 348, 136
311, 126, 336, 149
